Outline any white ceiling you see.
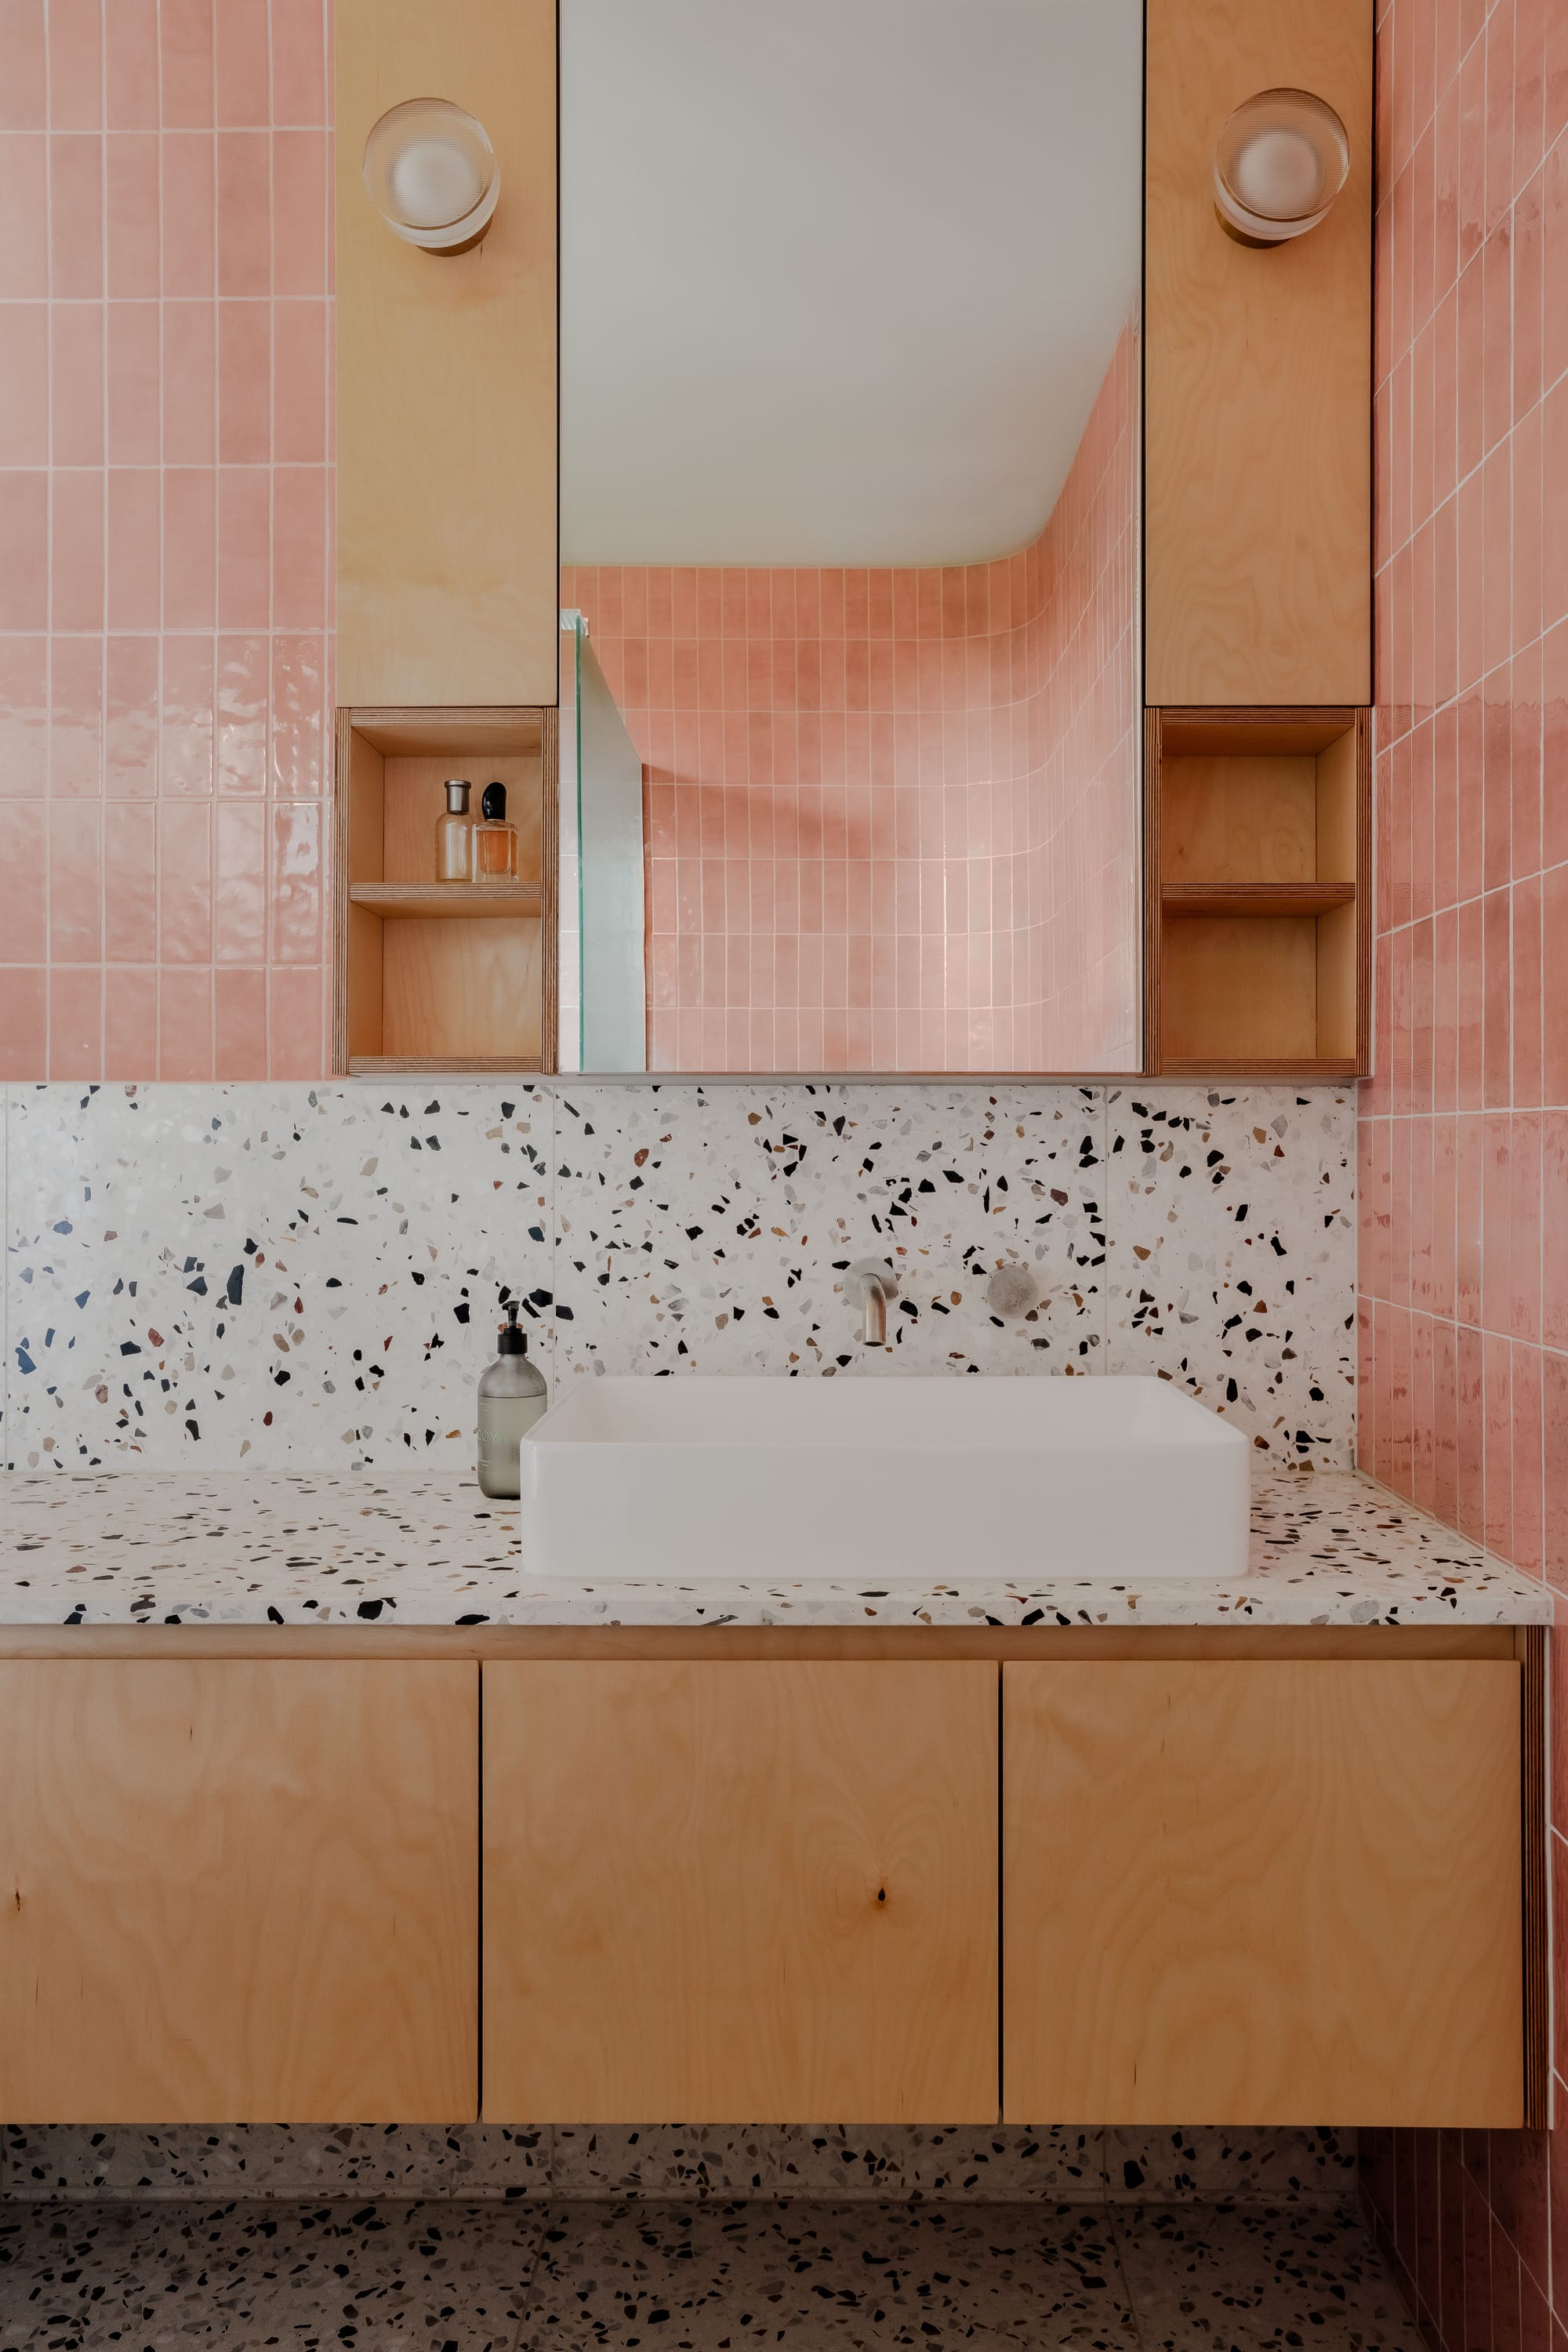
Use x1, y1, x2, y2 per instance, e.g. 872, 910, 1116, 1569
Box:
559, 0, 1143, 568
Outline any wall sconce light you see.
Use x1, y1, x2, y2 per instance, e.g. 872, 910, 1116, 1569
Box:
363, 97, 499, 254
1213, 88, 1350, 246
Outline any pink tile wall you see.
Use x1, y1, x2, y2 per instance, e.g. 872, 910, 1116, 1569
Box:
563, 317, 1139, 1074
0, 0, 333, 1080
1358, 0, 1568, 2337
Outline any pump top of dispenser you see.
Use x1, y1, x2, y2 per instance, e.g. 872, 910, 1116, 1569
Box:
481, 781, 507, 821
444, 778, 472, 813
496, 1298, 528, 1354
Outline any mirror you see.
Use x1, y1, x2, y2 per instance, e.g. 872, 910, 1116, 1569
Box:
560, 0, 1144, 1076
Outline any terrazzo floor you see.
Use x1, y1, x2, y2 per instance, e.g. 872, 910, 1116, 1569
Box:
0, 2195, 1423, 2350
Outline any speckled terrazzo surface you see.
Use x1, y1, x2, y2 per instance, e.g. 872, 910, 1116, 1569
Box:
0, 1465, 1548, 1626
4, 1080, 1356, 1475
0, 2195, 1424, 2351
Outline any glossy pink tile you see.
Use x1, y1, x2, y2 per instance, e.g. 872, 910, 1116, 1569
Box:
0, 0, 46, 130
0, 131, 46, 297
105, 130, 160, 296
48, 0, 102, 130
0, 300, 46, 465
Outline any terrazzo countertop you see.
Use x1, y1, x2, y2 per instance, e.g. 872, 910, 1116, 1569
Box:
0, 1466, 1549, 1628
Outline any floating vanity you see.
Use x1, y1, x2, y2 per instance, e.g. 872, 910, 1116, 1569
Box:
0, 1463, 1547, 2140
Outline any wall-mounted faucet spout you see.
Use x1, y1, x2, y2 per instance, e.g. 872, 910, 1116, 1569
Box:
846, 1259, 899, 1347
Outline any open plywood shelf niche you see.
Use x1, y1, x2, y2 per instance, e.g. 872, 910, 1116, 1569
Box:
1145, 707, 1370, 1079
334, 706, 557, 1076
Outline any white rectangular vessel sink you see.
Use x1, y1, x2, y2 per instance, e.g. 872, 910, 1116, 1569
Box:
519, 1375, 1250, 1582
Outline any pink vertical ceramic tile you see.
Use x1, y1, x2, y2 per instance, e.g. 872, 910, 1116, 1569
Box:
48, 799, 102, 960
216, 0, 270, 126
216, 129, 270, 294
49, 635, 103, 798
0, 133, 47, 299
48, 132, 103, 296
1511, 1341, 1545, 1575
0, 0, 46, 129
0, 967, 47, 1077
270, 0, 325, 125
0, 302, 47, 465
270, 299, 324, 462
158, 963, 214, 1079
213, 964, 268, 1076
49, 301, 103, 466
105, 299, 158, 463
0, 637, 47, 797
272, 126, 325, 295
160, 132, 216, 295
46, 964, 103, 1079
160, 0, 214, 127
49, 467, 104, 632
162, 469, 216, 628
105, 131, 160, 296
0, 802, 48, 957
158, 800, 212, 961
163, 299, 217, 459
107, 0, 158, 127
103, 802, 157, 961
48, 0, 102, 129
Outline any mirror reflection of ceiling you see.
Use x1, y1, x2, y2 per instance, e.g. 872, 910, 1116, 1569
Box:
561, 0, 1143, 568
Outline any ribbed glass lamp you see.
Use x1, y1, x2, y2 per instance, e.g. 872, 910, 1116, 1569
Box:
1213, 89, 1350, 245
363, 97, 499, 254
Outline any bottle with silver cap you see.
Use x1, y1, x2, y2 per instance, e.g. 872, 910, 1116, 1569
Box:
435, 778, 475, 882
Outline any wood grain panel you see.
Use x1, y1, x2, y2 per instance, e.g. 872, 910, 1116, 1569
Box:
0, 1662, 478, 2122
1161, 913, 1322, 1058
1003, 1661, 1523, 2125
1145, 0, 1372, 705
336, 0, 557, 706
482, 1661, 999, 2123
1160, 754, 1319, 883
382, 914, 543, 1060
0, 1624, 1519, 1663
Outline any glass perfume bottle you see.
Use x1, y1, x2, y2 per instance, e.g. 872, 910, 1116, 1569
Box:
435, 779, 474, 881
477, 1301, 549, 1498
474, 781, 518, 882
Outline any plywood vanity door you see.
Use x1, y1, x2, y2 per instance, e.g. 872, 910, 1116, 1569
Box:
482, 1662, 999, 2122
1003, 1661, 1523, 2126
0, 1662, 479, 2123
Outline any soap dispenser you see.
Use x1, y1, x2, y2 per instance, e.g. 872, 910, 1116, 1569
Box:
477, 1300, 548, 1498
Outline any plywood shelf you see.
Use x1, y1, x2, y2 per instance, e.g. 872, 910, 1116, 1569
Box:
334, 706, 558, 1077
1161, 882, 1356, 920
349, 1056, 545, 1075
1144, 706, 1370, 1080
350, 883, 543, 920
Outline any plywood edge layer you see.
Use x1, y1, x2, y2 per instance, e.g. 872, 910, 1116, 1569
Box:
0, 1624, 1523, 1662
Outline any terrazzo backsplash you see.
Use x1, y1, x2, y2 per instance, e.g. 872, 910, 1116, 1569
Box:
1, 1078, 1357, 1472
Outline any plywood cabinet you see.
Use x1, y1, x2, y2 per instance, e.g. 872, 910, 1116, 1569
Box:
0, 1642, 1535, 2129
1001, 1661, 1523, 2125
335, 0, 558, 707
481, 1661, 1000, 2122
0, 1663, 479, 2124
1144, 0, 1372, 706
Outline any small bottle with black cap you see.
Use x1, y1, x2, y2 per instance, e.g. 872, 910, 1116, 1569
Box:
477, 1300, 548, 1498
473, 780, 518, 882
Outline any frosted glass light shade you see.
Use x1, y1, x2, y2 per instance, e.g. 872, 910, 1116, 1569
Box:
363, 97, 499, 252
1213, 89, 1350, 245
